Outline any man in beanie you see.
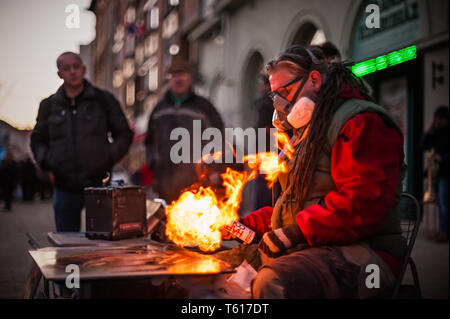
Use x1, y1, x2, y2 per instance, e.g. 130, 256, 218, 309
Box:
145, 58, 224, 203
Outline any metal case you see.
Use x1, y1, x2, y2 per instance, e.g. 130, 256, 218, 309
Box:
84, 185, 146, 240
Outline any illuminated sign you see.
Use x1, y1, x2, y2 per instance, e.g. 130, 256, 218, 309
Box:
352, 45, 417, 77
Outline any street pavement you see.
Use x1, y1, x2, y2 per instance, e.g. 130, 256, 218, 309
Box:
0, 199, 448, 299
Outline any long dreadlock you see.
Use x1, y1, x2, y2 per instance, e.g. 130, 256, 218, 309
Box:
266, 45, 373, 213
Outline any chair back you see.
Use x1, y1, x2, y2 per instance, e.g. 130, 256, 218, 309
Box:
392, 193, 422, 297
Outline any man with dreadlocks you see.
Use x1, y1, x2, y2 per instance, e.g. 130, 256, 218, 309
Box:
238, 45, 407, 298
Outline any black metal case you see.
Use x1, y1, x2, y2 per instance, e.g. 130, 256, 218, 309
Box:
84, 185, 146, 240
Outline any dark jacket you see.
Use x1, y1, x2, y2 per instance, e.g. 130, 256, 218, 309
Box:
30, 80, 133, 192
145, 89, 224, 202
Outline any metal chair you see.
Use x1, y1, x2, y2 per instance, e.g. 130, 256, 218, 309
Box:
390, 193, 422, 298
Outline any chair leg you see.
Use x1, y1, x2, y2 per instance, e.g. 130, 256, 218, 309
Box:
409, 258, 422, 299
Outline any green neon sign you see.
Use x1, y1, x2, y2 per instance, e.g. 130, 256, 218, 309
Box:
352, 45, 417, 77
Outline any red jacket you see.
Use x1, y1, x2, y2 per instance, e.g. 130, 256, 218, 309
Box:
241, 111, 404, 276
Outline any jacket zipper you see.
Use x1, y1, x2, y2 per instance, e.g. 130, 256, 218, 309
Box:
70, 97, 80, 188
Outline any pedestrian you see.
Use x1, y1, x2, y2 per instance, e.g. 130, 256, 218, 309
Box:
423, 105, 449, 243
0, 148, 18, 211
21, 158, 37, 202
145, 58, 224, 204
233, 45, 407, 298
30, 52, 133, 231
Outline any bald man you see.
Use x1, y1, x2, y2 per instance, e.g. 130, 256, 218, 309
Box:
31, 52, 133, 231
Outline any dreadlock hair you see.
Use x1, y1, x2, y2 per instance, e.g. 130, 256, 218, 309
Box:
265, 45, 373, 212
309, 41, 341, 62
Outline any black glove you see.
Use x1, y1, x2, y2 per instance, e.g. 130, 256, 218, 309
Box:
258, 223, 305, 258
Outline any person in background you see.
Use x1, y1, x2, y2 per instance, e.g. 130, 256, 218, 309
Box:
0, 148, 17, 211
21, 158, 37, 202
145, 58, 224, 204
423, 105, 449, 243
31, 52, 133, 231
309, 41, 341, 62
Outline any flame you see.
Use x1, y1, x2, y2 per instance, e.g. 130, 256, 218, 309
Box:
165, 168, 249, 252
165, 130, 294, 252
275, 131, 295, 160
244, 152, 289, 188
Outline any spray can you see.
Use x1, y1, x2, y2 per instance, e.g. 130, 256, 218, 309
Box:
223, 221, 256, 245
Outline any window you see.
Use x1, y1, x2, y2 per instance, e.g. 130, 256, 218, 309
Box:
113, 70, 123, 88
145, 33, 159, 56
123, 58, 135, 78
150, 7, 159, 29
126, 81, 135, 106
135, 44, 144, 65
125, 7, 136, 24
162, 11, 178, 39
148, 65, 158, 91
310, 29, 326, 46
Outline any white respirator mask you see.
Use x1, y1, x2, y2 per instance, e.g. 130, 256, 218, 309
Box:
271, 78, 315, 130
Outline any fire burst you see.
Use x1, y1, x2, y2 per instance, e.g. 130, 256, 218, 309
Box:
165, 131, 294, 252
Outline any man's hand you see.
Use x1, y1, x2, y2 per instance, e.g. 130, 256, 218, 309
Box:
258, 223, 305, 258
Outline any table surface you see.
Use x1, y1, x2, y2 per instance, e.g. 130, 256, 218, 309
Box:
29, 233, 236, 281
47, 231, 153, 247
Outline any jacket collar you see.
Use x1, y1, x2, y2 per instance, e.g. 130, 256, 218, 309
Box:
53, 79, 96, 106
163, 87, 196, 106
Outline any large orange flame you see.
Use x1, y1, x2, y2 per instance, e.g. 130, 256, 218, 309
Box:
165, 131, 294, 252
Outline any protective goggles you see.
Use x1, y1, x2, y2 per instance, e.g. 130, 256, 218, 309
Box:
268, 73, 310, 114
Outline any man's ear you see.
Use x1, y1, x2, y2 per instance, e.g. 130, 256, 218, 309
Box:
309, 70, 322, 92
57, 70, 63, 79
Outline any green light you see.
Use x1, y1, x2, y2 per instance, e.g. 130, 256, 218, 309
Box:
352, 59, 377, 77
387, 51, 402, 66
400, 46, 417, 61
352, 45, 417, 77
376, 55, 388, 70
